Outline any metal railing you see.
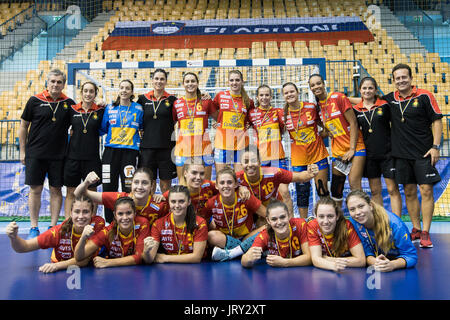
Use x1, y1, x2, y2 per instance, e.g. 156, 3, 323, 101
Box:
0, 120, 20, 162
0, 5, 47, 65
385, 0, 436, 53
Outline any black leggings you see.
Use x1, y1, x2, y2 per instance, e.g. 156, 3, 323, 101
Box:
101, 147, 139, 223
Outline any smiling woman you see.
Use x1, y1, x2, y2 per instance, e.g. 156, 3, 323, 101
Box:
307, 197, 366, 272
74, 196, 151, 268
346, 189, 417, 271
4, 195, 104, 273
205, 167, 267, 262
241, 200, 311, 268
99, 79, 144, 223
173, 72, 218, 182
74, 168, 169, 226
142, 185, 208, 264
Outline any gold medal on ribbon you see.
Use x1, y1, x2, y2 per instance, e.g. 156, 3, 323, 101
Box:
119, 129, 127, 139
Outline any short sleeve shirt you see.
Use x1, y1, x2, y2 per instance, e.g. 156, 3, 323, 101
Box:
21, 90, 75, 159
383, 86, 442, 159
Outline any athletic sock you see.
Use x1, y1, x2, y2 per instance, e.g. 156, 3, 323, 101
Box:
228, 246, 244, 259
239, 233, 258, 253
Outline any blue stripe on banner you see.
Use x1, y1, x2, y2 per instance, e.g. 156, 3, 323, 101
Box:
138, 61, 155, 69
171, 60, 187, 68
269, 58, 285, 66
106, 62, 122, 69
202, 60, 220, 67
235, 59, 253, 67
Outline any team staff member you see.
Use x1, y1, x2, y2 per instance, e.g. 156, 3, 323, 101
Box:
5, 195, 104, 273
282, 82, 330, 218
206, 167, 267, 262
309, 74, 366, 204
237, 147, 319, 219
143, 185, 208, 264
19, 69, 76, 238
346, 190, 417, 271
212, 70, 254, 173
64, 82, 104, 218
75, 168, 168, 226
75, 196, 150, 268
384, 64, 442, 248
241, 200, 311, 268
308, 197, 366, 272
100, 79, 143, 223
352, 77, 401, 216
137, 69, 178, 194
173, 72, 218, 183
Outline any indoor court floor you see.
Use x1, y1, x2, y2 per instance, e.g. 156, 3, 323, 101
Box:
0, 222, 449, 300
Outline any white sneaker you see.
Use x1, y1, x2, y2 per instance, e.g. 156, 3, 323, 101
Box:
211, 246, 230, 262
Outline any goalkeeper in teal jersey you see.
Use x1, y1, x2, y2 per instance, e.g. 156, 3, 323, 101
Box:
99, 80, 144, 223
346, 190, 417, 271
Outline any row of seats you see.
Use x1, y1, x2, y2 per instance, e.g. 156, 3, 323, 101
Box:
104, 0, 368, 21
0, 2, 32, 37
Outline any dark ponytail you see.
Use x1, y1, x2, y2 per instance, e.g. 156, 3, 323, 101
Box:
168, 185, 198, 234
113, 79, 135, 107
183, 72, 202, 101
265, 199, 290, 244
281, 82, 299, 124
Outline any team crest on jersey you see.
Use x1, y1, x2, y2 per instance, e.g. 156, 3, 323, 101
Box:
412, 99, 419, 107
377, 108, 383, 116
63, 102, 68, 109
165, 100, 170, 107
93, 112, 98, 120
187, 120, 195, 130
230, 114, 241, 124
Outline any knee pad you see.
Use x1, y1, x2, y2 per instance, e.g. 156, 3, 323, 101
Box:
315, 178, 330, 197
331, 174, 346, 201
295, 182, 311, 208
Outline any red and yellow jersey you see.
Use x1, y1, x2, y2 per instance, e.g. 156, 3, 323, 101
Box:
285, 102, 329, 166
37, 216, 105, 263
150, 213, 208, 255
90, 215, 150, 264
102, 192, 169, 225
163, 180, 218, 221
205, 193, 262, 238
236, 167, 292, 206
212, 91, 254, 150
317, 92, 365, 158
252, 218, 308, 258
248, 106, 285, 161
307, 218, 361, 257
173, 96, 217, 157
